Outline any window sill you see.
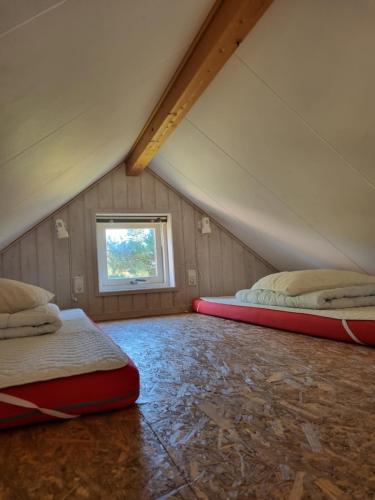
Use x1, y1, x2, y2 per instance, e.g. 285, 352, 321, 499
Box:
96, 286, 178, 297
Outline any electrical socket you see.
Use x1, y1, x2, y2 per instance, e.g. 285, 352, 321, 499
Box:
73, 275, 85, 294
188, 269, 197, 286
201, 217, 211, 234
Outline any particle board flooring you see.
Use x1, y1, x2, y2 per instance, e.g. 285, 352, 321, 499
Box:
0, 313, 374, 499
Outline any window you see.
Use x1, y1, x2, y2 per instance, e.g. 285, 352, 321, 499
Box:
96, 213, 175, 293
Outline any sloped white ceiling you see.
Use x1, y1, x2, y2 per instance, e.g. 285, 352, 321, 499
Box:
2, 0, 375, 274
0, 0, 213, 249
152, 0, 375, 273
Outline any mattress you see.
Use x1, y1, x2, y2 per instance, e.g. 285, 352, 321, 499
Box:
0, 309, 140, 429
0, 360, 139, 430
193, 297, 375, 347
0, 308, 129, 389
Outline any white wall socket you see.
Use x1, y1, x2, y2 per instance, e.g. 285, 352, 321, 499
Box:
188, 269, 197, 286
201, 217, 211, 234
73, 275, 85, 294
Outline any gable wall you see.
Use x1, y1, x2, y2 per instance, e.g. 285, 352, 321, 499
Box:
0, 165, 274, 320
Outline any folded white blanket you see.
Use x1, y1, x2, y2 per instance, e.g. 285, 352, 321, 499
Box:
0, 303, 62, 339
236, 284, 375, 310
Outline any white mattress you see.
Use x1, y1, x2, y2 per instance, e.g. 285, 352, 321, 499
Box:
201, 297, 375, 321
0, 309, 128, 389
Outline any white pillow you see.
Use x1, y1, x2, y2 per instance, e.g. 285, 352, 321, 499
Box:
251, 269, 375, 296
0, 278, 54, 313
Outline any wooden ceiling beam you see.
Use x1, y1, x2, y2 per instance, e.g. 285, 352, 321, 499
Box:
126, 0, 273, 176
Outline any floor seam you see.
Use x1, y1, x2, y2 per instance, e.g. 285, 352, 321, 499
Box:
141, 413, 199, 499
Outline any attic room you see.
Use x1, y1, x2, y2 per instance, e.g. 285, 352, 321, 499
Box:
0, 0, 374, 498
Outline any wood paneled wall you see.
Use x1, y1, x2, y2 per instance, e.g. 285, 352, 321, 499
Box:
0, 165, 275, 320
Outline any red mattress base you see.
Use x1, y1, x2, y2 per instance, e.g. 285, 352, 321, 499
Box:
193, 299, 374, 347
0, 358, 139, 430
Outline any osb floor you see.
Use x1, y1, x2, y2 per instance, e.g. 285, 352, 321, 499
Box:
1, 314, 374, 500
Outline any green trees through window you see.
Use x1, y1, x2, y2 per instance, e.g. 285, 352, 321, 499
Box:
105, 228, 157, 279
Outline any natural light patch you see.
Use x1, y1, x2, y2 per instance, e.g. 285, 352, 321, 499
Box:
105, 228, 157, 279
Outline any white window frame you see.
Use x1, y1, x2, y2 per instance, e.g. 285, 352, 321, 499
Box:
96, 213, 175, 293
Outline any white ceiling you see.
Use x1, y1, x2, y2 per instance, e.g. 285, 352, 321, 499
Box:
0, 0, 213, 248
2, 0, 375, 274
152, 0, 375, 273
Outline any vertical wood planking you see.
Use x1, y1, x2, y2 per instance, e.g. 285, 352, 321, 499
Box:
141, 171, 156, 209
155, 177, 174, 309
112, 164, 127, 208
254, 260, 273, 281
132, 292, 146, 312
127, 175, 142, 210
118, 293, 133, 314
0, 168, 274, 318
20, 232, 38, 285
237, 246, 251, 290
68, 196, 88, 310
84, 187, 103, 315
232, 241, 247, 292
220, 231, 235, 295
168, 190, 185, 308
2, 243, 21, 280
146, 292, 161, 311
154, 177, 169, 210
97, 175, 113, 209
36, 220, 55, 293
97, 175, 118, 313
181, 200, 199, 305
208, 223, 223, 296
243, 251, 256, 288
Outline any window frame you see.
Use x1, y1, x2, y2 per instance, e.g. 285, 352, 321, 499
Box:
95, 212, 175, 294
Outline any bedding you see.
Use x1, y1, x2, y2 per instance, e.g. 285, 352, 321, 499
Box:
193, 297, 375, 346
0, 308, 128, 389
0, 308, 139, 429
252, 269, 375, 296
0, 278, 54, 313
0, 303, 62, 339
236, 284, 375, 310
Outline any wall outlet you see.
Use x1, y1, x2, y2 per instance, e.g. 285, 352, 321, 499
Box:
73, 275, 85, 294
187, 269, 197, 286
201, 217, 211, 234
